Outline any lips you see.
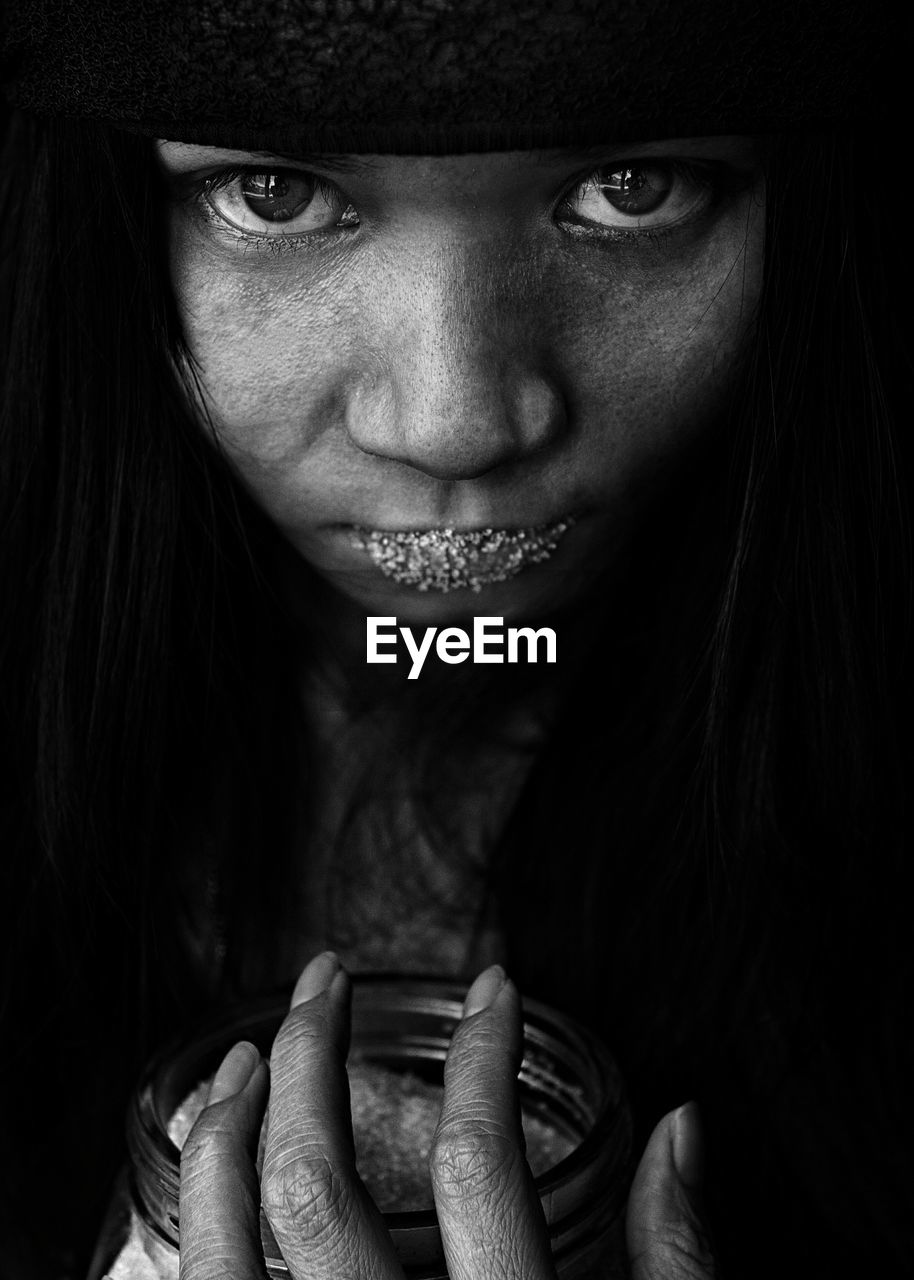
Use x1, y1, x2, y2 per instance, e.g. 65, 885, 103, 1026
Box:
348, 518, 575, 593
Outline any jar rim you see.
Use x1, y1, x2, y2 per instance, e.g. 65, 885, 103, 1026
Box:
127, 974, 631, 1249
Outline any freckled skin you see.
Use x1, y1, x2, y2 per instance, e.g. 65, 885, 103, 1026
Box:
159, 142, 765, 626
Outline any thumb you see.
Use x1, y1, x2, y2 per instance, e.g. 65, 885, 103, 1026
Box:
625, 1101, 717, 1280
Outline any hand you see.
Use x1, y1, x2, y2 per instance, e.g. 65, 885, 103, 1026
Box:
626, 1103, 716, 1280
178, 954, 715, 1279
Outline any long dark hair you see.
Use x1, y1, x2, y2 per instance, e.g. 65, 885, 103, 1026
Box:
0, 113, 910, 1275
497, 128, 913, 1270
0, 112, 311, 1275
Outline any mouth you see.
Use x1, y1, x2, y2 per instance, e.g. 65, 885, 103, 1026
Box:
349, 518, 575, 593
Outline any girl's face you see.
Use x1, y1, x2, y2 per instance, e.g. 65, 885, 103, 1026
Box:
157, 138, 764, 624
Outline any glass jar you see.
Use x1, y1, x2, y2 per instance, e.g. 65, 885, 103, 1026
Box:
96, 976, 631, 1279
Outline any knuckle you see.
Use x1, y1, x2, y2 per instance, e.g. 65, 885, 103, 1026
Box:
178, 1153, 221, 1205
180, 1110, 234, 1172
449, 1004, 521, 1061
178, 1240, 246, 1280
450, 1018, 515, 1065
429, 1123, 521, 1205
180, 1127, 210, 1174
634, 1221, 716, 1280
272, 1003, 334, 1062
262, 1150, 356, 1243
269, 1006, 345, 1094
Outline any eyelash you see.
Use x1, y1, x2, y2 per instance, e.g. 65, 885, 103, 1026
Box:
555, 159, 748, 244
180, 159, 749, 255
181, 167, 349, 256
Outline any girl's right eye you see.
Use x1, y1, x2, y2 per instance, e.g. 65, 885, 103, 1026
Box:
201, 168, 360, 239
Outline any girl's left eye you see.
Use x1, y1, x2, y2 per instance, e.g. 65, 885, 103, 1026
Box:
202, 168, 360, 237
558, 160, 717, 234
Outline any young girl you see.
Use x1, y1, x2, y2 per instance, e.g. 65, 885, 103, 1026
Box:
1, 2, 910, 1277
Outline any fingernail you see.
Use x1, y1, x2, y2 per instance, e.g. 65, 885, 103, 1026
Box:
462, 964, 508, 1017
671, 1100, 704, 1192
207, 1041, 260, 1105
291, 950, 342, 1007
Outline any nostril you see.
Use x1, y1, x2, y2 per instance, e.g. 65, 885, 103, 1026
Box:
511, 377, 568, 453
344, 368, 567, 481
344, 390, 519, 482
347, 436, 516, 484
395, 422, 524, 482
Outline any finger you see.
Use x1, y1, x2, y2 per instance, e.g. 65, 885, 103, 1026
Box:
429, 966, 558, 1280
626, 1102, 716, 1280
179, 1041, 270, 1280
261, 951, 403, 1280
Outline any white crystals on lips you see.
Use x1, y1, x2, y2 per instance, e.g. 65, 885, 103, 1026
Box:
350, 519, 574, 592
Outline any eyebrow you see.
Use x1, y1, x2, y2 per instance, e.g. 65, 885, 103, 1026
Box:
531, 137, 745, 163
268, 151, 379, 173
157, 135, 749, 174
266, 138, 741, 169
156, 142, 380, 174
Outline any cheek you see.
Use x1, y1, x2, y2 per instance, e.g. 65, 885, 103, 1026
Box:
554, 212, 764, 484
168, 223, 354, 469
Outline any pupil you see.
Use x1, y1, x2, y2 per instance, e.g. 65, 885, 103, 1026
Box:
245, 173, 289, 199
604, 167, 646, 195
241, 171, 313, 223
598, 164, 670, 215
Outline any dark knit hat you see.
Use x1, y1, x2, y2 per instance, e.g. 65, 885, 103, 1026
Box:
1, 1, 906, 154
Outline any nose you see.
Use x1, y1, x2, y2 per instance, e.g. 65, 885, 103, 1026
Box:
344, 242, 567, 481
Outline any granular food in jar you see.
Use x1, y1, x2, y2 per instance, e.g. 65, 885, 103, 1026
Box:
168, 1060, 577, 1210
